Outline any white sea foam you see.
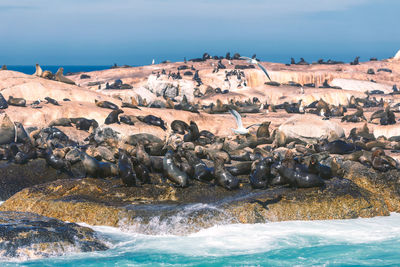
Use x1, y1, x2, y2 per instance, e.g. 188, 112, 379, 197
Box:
85, 213, 400, 258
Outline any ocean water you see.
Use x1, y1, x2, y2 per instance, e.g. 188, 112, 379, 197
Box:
5, 66, 111, 75
2, 213, 400, 266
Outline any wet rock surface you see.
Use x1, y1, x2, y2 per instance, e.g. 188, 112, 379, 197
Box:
0, 211, 108, 260
0, 176, 388, 235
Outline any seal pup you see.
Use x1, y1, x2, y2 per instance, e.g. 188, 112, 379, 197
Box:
45, 97, 60, 106
118, 150, 138, 186
163, 150, 188, 187
55, 67, 75, 85
7, 96, 26, 107
214, 158, 239, 190
120, 115, 135, 125
105, 109, 124, 124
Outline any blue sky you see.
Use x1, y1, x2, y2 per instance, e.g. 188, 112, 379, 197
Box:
0, 0, 398, 65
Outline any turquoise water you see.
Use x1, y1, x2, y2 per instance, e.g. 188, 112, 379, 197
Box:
3, 213, 400, 266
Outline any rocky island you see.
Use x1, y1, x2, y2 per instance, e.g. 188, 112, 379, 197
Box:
0, 52, 400, 258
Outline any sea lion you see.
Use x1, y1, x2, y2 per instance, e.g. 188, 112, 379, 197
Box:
33, 64, 43, 77
7, 96, 26, 107
171, 120, 189, 134
118, 150, 138, 187
54, 67, 75, 85
0, 93, 8, 109
95, 99, 119, 110
183, 121, 200, 142
214, 158, 239, 190
137, 115, 167, 130
70, 117, 98, 131
371, 149, 395, 172
185, 151, 213, 181
45, 149, 72, 174
163, 150, 188, 187
49, 118, 72, 127
120, 115, 135, 125
131, 157, 151, 184
341, 107, 367, 122
136, 143, 151, 168
1, 65, 7, 70
308, 155, 332, 179
105, 109, 124, 125
45, 97, 60, 106
121, 102, 140, 109
316, 139, 359, 154
226, 161, 252, 176
275, 159, 324, 188
14, 122, 31, 144
256, 121, 271, 138
0, 114, 15, 145
249, 157, 274, 189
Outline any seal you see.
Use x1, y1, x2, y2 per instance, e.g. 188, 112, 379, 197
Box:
54, 67, 76, 85
95, 99, 119, 110
49, 118, 72, 127
256, 121, 271, 138
45, 97, 60, 106
136, 143, 151, 168
120, 115, 135, 125
33, 64, 43, 77
118, 149, 138, 187
371, 149, 394, 172
131, 157, 151, 184
7, 96, 26, 107
226, 161, 252, 176
249, 157, 273, 189
163, 150, 188, 187
137, 115, 167, 130
307, 155, 332, 179
70, 117, 98, 132
183, 121, 200, 142
274, 160, 324, 188
105, 109, 124, 125
45, 149, 72, 175
214, 158, 239, 190
0, 93, 8, 109
0, 113, 15, 145
171, 120, 189, 134
80, 152, 117, 178
316, 139, 359, 154
185, 151, 213, 181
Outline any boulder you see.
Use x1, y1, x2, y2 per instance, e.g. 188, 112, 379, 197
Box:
0, 211, 108, 260
279, 114, 345, 142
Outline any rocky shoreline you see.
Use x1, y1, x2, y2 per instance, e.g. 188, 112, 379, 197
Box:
0, 54, 399, 259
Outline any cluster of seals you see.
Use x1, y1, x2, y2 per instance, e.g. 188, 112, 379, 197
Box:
33, 64, 75, 85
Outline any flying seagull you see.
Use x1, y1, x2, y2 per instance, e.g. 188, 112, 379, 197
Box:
229, 109, 260, 135
239, 56, 271, 81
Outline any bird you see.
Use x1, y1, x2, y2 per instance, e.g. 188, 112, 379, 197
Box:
229, 109, 259, 135
152, 59, 155, 65
239, 56, 271, 81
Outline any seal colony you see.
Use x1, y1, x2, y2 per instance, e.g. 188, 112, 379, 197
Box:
0, 51, 400, 233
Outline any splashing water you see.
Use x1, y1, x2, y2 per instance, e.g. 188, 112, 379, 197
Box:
2, 213, 400, 266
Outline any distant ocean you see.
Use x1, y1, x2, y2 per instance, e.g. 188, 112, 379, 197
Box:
2, 213, 400, 266
5, 66, 112, 75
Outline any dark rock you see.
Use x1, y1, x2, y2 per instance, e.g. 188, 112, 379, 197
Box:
0, 211, 108, 259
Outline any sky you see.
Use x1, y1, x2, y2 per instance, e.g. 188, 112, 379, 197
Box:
0, 0, 399, 65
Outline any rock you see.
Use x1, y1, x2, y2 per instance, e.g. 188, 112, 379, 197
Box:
0, 158, 83, 200
395, 49, 400, 60
0, 211, 108, 260
341, 161, 400, 212
373, 124, 400, 139
0, 177, 388, 235
330, 78, 392, 94
279, 114, 345, 142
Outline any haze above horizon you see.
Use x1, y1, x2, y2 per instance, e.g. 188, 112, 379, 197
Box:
1, 0, 398, 65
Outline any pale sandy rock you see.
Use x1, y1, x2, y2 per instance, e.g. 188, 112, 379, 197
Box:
331, 78, 392, 94
394, 49, 400, 60
373, 124, 400, 139
279, 114, 345, 141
